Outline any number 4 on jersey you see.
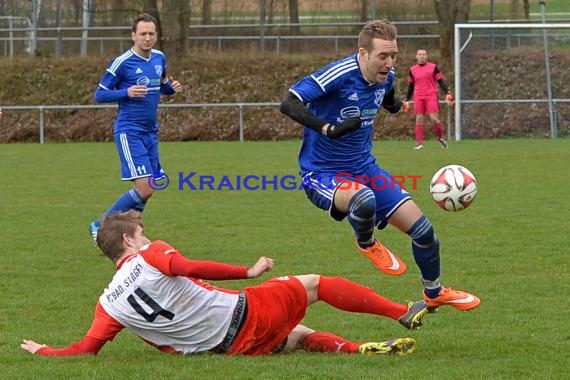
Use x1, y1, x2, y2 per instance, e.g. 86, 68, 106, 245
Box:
127, 288, 175, 322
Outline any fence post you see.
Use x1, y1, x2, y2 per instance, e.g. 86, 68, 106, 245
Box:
239, 104, 244, 143
9, 18, 14, 58
277, 28, 281, 55
553, 102, 558, 134
55, 27, 63, 58
39, 106, 45, 144
447, 103, 452, 141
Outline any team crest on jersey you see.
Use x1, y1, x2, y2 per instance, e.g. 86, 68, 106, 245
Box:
374, 89, 386, 106
155, 65, 163, 76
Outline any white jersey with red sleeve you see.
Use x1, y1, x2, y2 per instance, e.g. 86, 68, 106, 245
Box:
98, 240, 239, 354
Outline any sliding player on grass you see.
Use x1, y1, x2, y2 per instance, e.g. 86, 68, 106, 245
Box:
22, 211, 428, 357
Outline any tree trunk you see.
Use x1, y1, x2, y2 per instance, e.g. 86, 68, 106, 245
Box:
510, 0, 521, 19
433, 0, 471, 61
55, 0, 63, 57
162, 0, 177, 57
142, 0, 163, 50
111, 0, 124, 26
523, 0, 530, 19
202, 0, 212, 24
71, 0, 82, 24
178, 0, 190, 54
288, 0, 300, 34
360, 0, 368, 22
161, 0, 189, 57
268, 0, 274, 24
111, 0, 125, 44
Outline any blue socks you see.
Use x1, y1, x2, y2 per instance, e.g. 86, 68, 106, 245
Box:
407, 215, 442, 298
93, 189, 147, 228
347, 188, 376, 247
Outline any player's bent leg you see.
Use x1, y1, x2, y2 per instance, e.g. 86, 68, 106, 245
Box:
314, 276, 412, 320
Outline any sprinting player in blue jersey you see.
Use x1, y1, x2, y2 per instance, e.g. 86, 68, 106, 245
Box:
280, 19, 479, 311
89, 13, 182, 244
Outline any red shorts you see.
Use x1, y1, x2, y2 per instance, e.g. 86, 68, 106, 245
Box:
227, 276, 307, 356
413, 95, 440, 115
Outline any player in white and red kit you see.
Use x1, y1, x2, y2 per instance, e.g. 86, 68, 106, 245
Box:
403, 49, 454, 149
22, 211, 428, 357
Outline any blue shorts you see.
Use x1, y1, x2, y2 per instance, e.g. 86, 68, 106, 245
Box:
115, 131, 164, 181
301, 164, 411, 228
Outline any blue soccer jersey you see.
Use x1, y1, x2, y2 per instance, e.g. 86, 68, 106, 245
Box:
95, 48, 175, 134
289, 54, 395, 175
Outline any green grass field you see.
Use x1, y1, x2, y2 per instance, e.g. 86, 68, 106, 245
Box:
1, 139, 569, 379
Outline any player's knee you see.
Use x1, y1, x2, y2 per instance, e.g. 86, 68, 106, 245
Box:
296, 274, 320, 303
407, 215, 436, 247
347, 187, 376, 219
285, 325, 315, 353
134, 182, 154, 200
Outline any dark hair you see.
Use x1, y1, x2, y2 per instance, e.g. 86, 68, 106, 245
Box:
358, 19, 398, 52
97, 210, 144, 262
132, 13, 158, 33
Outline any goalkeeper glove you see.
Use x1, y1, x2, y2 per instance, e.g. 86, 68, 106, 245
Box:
325, 117, 361, 139
402, 101, 410, 113
445, 92, 455, 107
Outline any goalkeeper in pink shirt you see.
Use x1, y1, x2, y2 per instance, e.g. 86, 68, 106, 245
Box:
403, 49, 454, 149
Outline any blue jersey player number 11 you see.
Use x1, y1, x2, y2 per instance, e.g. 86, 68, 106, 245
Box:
88, 13, 183, 245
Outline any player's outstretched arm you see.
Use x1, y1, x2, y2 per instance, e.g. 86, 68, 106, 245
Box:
246, 256, 274, 278
164, 248, 274, 280
20, 335, 108, 356
21, 304, 122, 357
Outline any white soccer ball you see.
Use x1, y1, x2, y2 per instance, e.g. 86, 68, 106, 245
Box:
429, 164, 477, 211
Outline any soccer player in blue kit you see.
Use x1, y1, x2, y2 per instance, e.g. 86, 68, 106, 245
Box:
280, 19, 480, 311
89, 13, 182, 243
